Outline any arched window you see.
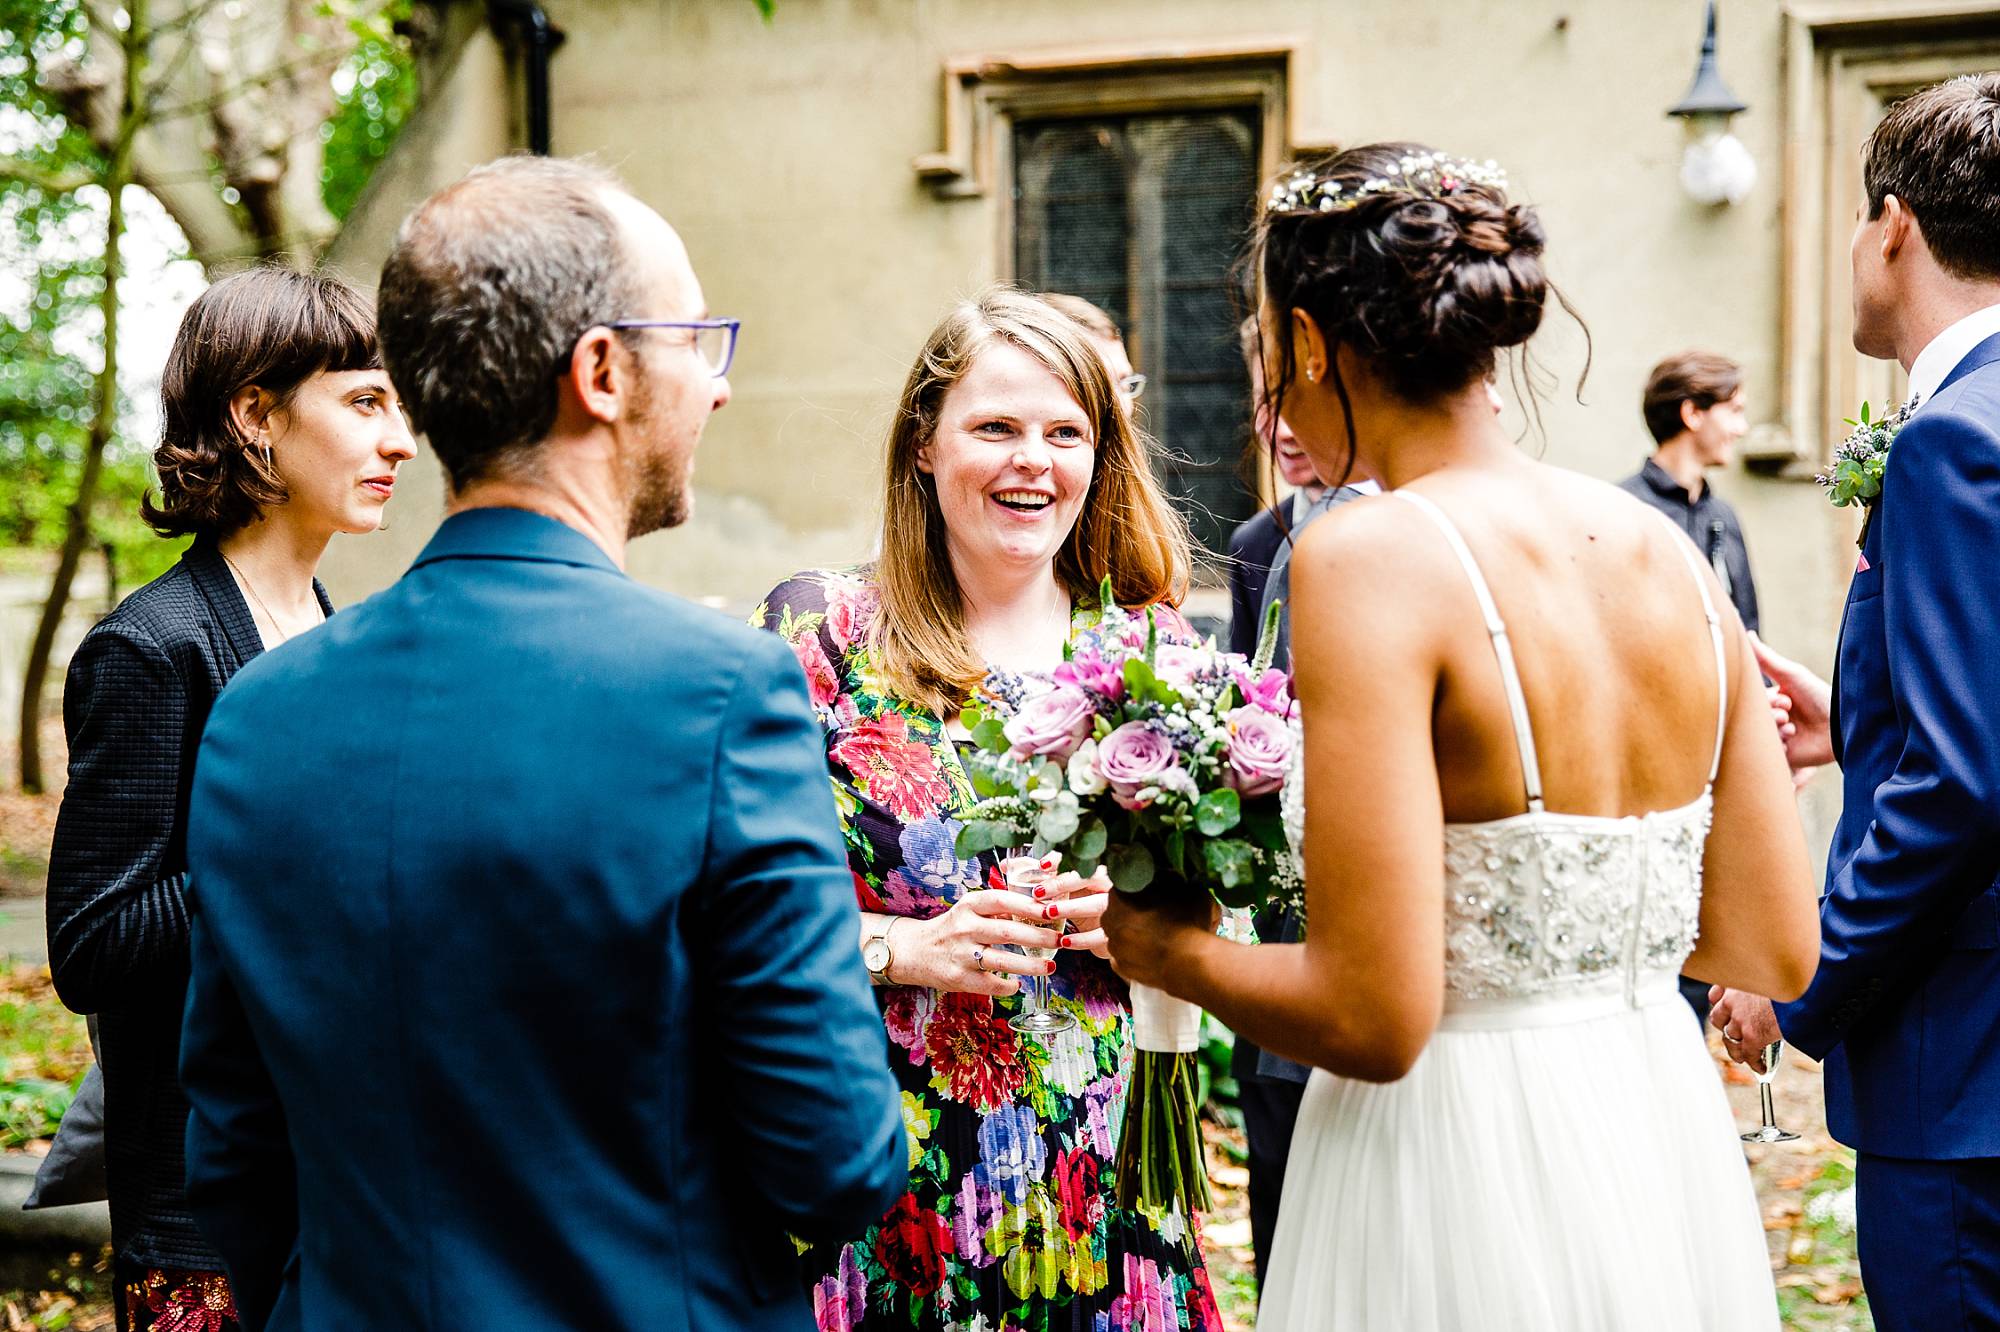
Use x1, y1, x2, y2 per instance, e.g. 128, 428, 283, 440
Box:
1014, 109, 1260, 563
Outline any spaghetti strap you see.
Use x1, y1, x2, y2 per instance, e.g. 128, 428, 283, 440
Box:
1392, 490, 1545, 815
1650, 512, 1731, 786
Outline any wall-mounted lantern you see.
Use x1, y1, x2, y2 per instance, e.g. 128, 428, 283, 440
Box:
1667, 0, 1755, 206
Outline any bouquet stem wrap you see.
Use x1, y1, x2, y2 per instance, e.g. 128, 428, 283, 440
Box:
1115, 983, 1213, 1215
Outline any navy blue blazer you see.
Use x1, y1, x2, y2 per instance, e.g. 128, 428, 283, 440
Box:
179, 508, 906, 1330
1776, 331, 2000, 1160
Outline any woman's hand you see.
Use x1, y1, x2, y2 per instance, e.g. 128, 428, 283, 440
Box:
1101, 887, 1217, 992
894, 890, 1062, 997
1044, 866, 1114, 958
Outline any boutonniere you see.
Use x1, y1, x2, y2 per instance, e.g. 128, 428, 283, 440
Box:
1818, 398, 1916, 547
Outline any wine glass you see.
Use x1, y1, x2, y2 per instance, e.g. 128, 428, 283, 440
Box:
1002, 851, 1073, 1036
1740, 1040, 1800, 1144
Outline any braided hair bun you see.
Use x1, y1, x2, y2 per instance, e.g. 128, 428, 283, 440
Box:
1259, 142, 1548, 402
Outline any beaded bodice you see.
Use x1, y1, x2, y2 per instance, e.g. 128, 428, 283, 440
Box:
1280, 489, 1728, 1012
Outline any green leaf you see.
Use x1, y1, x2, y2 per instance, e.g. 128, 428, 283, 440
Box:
1859, 400, 1872, 425
1071, 814, 1108, 866
1106, 842, 1155, 893
954, 820, 1013, 857
1038, 803, 1080, 845
1194, 788, 1241, 836
960, 701, 987, 731
1165, 828, 1186, 874
1099, 575, 1117, 614
1203, 838, 1257, 890
971, 717, 1010, 754
969, 764, 999, 799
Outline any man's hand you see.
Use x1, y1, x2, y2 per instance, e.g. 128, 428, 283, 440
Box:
1752, 633, 1835, 772
1709, 986, 1785, 1072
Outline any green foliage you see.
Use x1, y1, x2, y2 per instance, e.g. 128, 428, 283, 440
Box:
0, 1077, 75, 1148
321, 1, 419, 221
1197, 1013, 1241, 1127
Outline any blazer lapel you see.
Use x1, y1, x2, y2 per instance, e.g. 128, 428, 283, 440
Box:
183, 539, 266, 672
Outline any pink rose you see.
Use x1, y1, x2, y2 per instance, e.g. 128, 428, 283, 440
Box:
1054, 646, 1125, 700
824, 582, 880, 651
1152, 644, 1206, 689
1095, 721, 1181, 810
1003, 685, 1098, 759
1224, 706, 1293, 796
1233, 665, 1295, 717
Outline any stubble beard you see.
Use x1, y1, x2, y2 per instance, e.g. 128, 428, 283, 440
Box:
622, 374, 692, 540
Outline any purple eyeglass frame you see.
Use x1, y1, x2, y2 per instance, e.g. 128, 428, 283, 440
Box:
607, 317, 740, 377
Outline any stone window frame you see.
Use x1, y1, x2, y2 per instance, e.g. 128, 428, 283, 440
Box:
1774, 1, 2000, 472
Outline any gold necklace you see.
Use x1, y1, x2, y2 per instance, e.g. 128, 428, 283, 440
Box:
220, 551, 297, 646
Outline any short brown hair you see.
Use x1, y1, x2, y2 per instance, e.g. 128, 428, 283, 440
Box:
1039, 293, 1124, 345
376, 156, 642, 488
872, 288, 1189, 713
1642, 351, 1743, 445
1863, 74, 2000, 280
144, 266, 379, 538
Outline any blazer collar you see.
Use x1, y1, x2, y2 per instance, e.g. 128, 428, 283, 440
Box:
1934, 328, 2000, 400
181, 537, 336, 671
410, 506, 624, 577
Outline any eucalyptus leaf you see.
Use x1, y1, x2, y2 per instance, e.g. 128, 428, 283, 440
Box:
954, 820, 1013, 857
1071, 814, 1108, 866
971, 717, 1010, 754
1195, 788, 1241, 836
1106, 842, 1155, 893
1203, 837, 1257, 890
1038, 803, 1080, 845
1166, 828, 1186, 875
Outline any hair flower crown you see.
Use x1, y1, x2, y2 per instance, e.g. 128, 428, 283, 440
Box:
1266, 152, 1509, 216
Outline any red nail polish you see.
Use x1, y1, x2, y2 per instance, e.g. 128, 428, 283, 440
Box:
1045, 905, 1060, 920
1033, 887, 1047, 899
1047, 960, 1058, 973
1057, 936, 1071, 949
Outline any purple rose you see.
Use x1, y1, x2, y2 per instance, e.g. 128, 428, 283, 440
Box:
1095, 721, 1181, 811
1003, 684, 1098, 759
1224, 706, 1293, 797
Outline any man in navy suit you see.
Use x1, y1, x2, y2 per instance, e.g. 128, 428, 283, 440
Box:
1712, 75, 2000, 1332
178, 157, 906, 1330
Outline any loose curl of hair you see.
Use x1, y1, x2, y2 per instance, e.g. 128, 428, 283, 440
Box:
1252, 142, 1587, 484
143, 266, 379, 538
871, 287, 1192, 714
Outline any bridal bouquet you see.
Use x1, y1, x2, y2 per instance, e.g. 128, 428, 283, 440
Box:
954, 580, 1303, 1215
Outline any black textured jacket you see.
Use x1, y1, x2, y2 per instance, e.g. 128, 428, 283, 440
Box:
46, 537, 330, 1272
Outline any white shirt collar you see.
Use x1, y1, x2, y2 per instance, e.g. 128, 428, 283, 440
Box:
1907, 302, 2000, 406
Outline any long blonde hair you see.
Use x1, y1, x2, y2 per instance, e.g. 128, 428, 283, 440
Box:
871, 287, 1191, 714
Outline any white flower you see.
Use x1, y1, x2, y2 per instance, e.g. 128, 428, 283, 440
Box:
1067, 740, 1108, 796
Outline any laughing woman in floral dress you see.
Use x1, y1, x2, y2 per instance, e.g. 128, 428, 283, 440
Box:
755, 289, 1221, 1332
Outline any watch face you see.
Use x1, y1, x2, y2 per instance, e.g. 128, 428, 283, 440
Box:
863, 938, 892, 974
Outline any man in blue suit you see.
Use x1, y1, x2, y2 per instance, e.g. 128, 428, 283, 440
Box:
1712, 75, 2000, 1332
178, 157, 907, 1330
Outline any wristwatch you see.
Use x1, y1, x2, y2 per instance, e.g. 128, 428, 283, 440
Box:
863, 917, 903, 985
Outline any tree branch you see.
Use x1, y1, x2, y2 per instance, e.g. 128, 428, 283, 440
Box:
0, 157, 94, 194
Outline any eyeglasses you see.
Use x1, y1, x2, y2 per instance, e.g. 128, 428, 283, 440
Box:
1120, 373, 1147, 400
607, 317, 740, 378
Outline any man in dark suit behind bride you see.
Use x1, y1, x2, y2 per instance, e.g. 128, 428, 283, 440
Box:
176, 156, 907, 1330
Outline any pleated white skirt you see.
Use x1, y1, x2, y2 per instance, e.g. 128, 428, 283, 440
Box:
1256, 977, 1778, 1332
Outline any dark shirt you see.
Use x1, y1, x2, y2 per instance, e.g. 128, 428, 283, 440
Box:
1618, 458, 1760, 634
1226, 504, 1289, 660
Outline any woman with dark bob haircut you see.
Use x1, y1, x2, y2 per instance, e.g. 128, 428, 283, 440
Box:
46, 264, 412, 1330
1101, 144, 1819, 1328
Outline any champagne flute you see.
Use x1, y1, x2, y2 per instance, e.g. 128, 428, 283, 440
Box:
1740, 1040, 1800, 1144
1003, 850, 1074, 1036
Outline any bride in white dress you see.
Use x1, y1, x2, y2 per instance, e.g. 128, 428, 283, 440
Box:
1101, 143, 1822, 1330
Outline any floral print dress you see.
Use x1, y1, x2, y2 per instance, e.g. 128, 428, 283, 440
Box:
756, 568, 1221, 1332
